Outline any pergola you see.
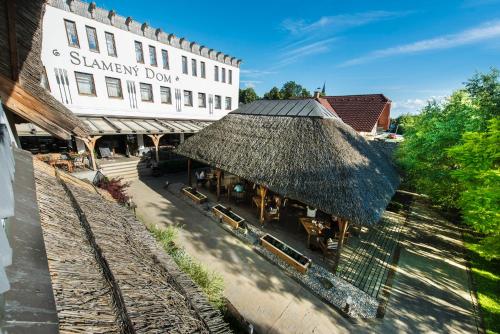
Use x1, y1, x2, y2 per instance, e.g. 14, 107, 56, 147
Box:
79, 116, 212, 168
176, 98, 400, 271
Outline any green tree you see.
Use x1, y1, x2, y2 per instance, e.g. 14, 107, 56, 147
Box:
263, 81, 312, 99
392, 113, 418, 134
263, 86, 281, 99
448, 118, 500, 259
397, 92, 478, 206
280, 81, 309, 99
239, 87, 259, 104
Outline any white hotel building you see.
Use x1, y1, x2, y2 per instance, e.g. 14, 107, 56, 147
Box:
25, 0, 240, 157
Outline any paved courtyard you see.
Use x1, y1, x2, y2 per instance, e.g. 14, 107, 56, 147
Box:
128, 175, 479, 334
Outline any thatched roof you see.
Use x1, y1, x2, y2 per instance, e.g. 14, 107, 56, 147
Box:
176, 99, 399, 225
34, 160, 230, 333
0, 0, 89, 139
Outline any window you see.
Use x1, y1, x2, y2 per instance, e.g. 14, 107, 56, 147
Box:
200, 62, 206, 78
162, 50, 169, 69
105, 32, 117, 57
160, 86, 172, 104
214, 66, 219, 81
140, 83, 153, 102
149, 45, 157, 66
64, 20, 79, 47
229, 70, 232, 84
75, 72, 96, 96
182, 56, 188, 74
86, 26, 99, 52
214, 95, 221, 109
198, 93, 206, 108
105, 77, 122, 98
191, 59, 197, 76
184, 90, 193, 106
135, 41, 144, 63
225, 97, 232, 110
41, 67, 50, 92
221, 68, 226, 83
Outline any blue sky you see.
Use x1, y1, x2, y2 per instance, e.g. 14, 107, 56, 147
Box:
99, 0, 500, 116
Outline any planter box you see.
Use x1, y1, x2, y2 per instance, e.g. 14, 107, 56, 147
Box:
182, 187, 207, 204
260, 234, 311, 274
212, 204, 245, 229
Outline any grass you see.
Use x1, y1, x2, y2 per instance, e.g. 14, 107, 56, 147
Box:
149, 224, 226, 310
464, 232, 500, 334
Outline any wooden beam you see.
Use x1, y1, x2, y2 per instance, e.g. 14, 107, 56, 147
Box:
216, 168, 221, 201
259, 185, 267, 224
0, 74, 74, 139
6, 0, 18, 81
187, 158, 192, 186
80, 136, 101, 171
333, 219, 349, 274
146, 134, 164, 162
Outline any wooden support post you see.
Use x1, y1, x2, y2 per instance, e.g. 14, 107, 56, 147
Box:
333, 219, 349, 274
187, 158, 192, 187
81, 135, 101, 171
215, 168, 221, 201
146, 134, 165, 162
259, 185, 267, 224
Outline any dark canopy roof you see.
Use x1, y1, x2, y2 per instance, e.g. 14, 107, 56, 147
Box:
176, 99, 399, 225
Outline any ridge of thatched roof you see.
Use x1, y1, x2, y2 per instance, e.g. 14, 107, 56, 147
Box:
33, 160, 230, 332
0, 0, 89, 139
176, 99, 399, 225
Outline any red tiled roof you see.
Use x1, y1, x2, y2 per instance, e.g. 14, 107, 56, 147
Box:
324, 94, 391, 132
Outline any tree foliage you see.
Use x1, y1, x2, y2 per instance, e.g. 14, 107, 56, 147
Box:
397, 68, 500, 259
239, 87, 259, 104
448, 118, 500, 259
263, 81, 311, 99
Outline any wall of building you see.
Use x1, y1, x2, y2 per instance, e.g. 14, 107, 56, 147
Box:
41, 5, 240, 121
377, 103, 391, 131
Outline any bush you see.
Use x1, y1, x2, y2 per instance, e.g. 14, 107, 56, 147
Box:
150, 225, 225, 310
96, 177, 130, 204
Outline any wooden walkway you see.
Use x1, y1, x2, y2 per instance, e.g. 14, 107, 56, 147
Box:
337, 210, 406, 299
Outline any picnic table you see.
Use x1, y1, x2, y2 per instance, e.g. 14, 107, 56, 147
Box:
299, 217, 331, 248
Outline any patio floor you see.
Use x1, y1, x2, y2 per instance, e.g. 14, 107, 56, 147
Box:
182, 174, 406, 301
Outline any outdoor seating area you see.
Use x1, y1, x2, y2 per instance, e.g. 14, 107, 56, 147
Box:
35, 152, 89, 173
189, 167, 357, 266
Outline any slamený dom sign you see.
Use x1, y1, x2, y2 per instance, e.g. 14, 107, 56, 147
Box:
61, 50, 178, 83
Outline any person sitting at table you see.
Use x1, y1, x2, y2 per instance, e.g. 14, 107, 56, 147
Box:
306, 205, 317, 218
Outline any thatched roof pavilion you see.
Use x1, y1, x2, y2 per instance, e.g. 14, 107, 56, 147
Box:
176, 99, 399, 226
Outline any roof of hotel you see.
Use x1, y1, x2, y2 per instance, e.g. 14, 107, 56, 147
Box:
48, 0, 242, 67
33, 159, 230, 333
176, 99, 399, 226
0, 0, 89, 139
322, 94, 391, 132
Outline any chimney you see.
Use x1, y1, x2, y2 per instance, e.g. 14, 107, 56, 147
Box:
313, 90, 321, 99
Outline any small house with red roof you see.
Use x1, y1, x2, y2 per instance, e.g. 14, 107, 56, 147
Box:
316, 94, 392, 135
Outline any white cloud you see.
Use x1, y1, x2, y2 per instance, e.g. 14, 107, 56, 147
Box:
281, 11, 409, 35
392, 96, 447, 116
240, 80, 262, 88
341, 20, 500, 66
240, 69, 276, 78
278, 37, 337, 66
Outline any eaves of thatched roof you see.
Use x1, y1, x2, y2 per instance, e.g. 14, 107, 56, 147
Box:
0, 0, 89, 139
33, 160, 230, 333
176, 99, 399, 226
